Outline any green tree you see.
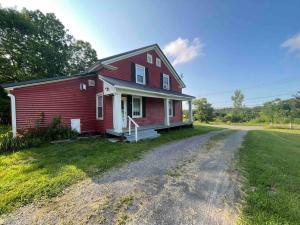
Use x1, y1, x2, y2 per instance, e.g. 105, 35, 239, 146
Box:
231, 89, 244, 109
0, 7, 98, 83
67, 40, 98, 74
261, 100, 279, 125
0, 87, 10, 124
0, 7, 98, 124
229, 89, 244, 122
281, 98, 300, 129
192, 98, 213, 123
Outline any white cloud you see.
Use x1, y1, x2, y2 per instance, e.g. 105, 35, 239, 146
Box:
163, 37, 203, 66
281, 33, 300, 53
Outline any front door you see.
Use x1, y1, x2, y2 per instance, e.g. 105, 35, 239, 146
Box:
121, 97, 127, 128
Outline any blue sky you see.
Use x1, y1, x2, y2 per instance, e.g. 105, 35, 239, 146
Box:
2, 0, 300, 107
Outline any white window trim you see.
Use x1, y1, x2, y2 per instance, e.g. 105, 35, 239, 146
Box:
156, 57, 161, 67
147, 53, 153, 64
135, 64, 146, 85
96, 92, 104, 120
163, 74, 170, 90
132, 96, 143, 118
168, 100, 173, 117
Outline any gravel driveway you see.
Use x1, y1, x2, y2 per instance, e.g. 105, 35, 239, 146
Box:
1, 130, 246, 225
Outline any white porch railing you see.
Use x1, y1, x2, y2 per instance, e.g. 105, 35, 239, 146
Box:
128, 116, 140, 142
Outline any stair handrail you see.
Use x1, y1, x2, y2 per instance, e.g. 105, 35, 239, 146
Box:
128, 116, 140, 142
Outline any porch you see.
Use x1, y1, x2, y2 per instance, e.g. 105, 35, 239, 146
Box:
106, 121, 193, 136
99, 75, 194, 141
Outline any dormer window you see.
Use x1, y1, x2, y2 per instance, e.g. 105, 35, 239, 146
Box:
163, 74, 170, 90
147, 53, 153, 64
156, 58, 161, 67
135, 64, 146, 85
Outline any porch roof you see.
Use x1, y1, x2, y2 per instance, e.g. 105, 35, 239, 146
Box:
99, 75, 195, 100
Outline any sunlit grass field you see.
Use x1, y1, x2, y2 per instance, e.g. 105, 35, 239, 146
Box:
0, 123, 218, 215
238, 129, 300, 225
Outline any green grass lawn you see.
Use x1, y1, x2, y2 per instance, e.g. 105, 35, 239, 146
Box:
0, 123, 218, 215
238, 130, 300, 225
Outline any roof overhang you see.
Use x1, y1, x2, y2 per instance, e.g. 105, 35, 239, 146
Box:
99, 75, 194, 101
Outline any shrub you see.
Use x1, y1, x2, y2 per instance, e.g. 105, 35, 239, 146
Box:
0, 133, 42, 153
0, 116, 78, 153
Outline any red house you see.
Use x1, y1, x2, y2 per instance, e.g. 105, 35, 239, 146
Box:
3, 44, 194, 141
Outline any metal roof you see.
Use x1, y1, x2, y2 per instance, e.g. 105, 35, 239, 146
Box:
1, 72, 96, 89
100, 75, 194, 99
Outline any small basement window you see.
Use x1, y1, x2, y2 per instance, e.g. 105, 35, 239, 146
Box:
132, 96, 142, 118
156, 58, 161, 67
135, 64, 146, 85
96, 93, 103, 119
163, 74, 170, 90
147, 53, 153, 64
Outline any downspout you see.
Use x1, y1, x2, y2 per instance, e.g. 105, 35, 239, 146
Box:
7, 93, 17, 137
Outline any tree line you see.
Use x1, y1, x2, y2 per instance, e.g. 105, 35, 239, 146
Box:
187, 89, 300, 127
0, 7, 98, 124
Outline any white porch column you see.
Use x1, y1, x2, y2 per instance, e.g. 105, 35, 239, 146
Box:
188, 100, 193, 123
164, 98, 170, 126
113, 93, 123, 133
8, 94, 17, 137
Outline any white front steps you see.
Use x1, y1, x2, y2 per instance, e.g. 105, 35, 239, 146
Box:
124, 128, 160, 142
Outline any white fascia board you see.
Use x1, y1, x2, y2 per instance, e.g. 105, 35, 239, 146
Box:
100, 46, 186, 88
115, 86, 194, 101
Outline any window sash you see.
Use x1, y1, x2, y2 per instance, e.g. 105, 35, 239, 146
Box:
168, 100, 173, 117
135, 64, 145, 85
147, 53, 153, 64
132, 96, 142, 118
96, 93, 103, 119
163, 74, 170, 90
156, 58, 161, 67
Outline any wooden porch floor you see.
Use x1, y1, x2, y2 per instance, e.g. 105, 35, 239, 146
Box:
106, 121, 193, 136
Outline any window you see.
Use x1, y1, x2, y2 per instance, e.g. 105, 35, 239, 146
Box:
156, 58, 161, 67
147, 53, 153, 64
135, 64, 146, 85
163, 74, 170, 90
168, 100, 173, 117
96, 93, 103, 119
132, 96, 142, 118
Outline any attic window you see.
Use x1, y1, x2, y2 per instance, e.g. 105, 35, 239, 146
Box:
156, 58, 161, 67
147, 53, 153, 64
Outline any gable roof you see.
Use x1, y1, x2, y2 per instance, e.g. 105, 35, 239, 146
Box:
88, 44, 186, 88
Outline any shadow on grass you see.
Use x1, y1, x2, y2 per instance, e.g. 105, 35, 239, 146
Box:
0, 124, 219, 215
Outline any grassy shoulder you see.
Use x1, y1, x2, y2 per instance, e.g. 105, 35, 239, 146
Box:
238, 130, 300, 225
0, 123, 218, 215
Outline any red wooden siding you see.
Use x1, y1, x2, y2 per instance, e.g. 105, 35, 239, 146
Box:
100, 49, 182, 93
9, 48, 185, 134
11, 76, 102, 133
120, 97, 182, 127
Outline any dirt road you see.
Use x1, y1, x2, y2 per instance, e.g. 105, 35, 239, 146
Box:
2, 130, 246, 225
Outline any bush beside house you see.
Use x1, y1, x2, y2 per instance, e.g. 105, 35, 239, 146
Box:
0, 115, 78, 153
